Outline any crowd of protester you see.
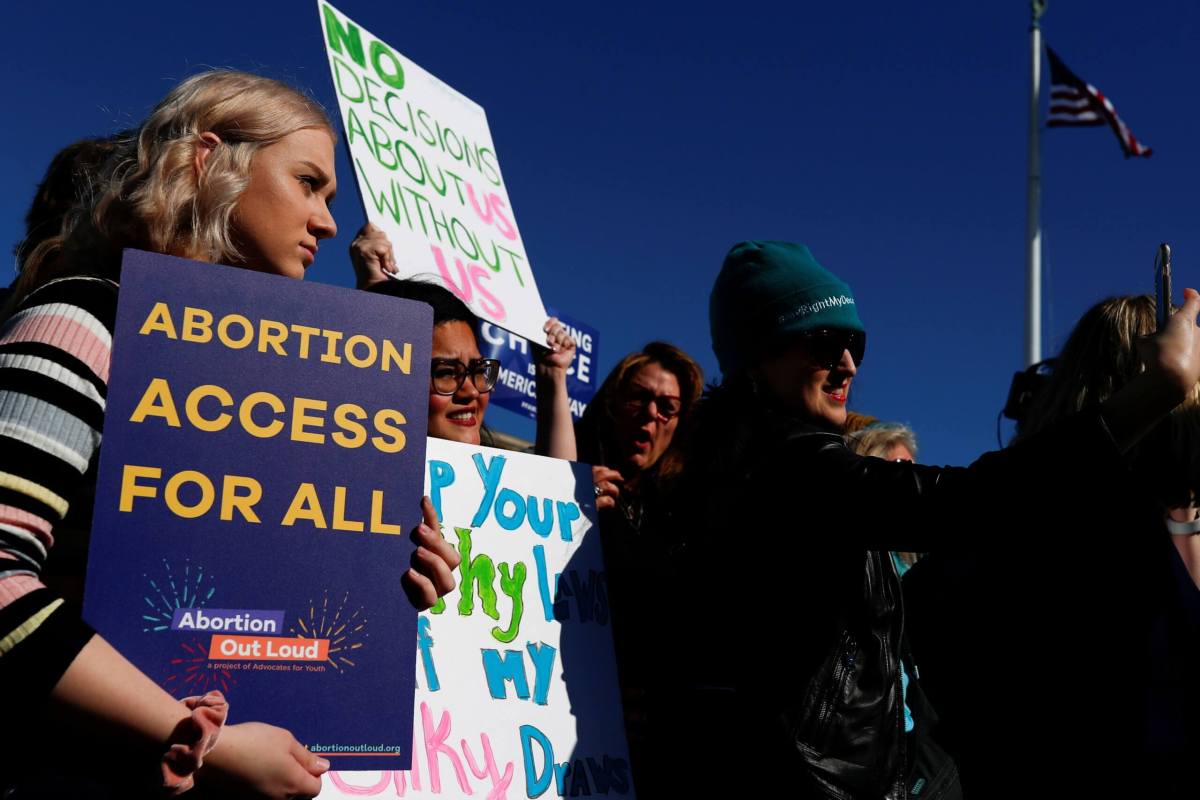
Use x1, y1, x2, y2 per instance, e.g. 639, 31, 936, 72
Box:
3, 68, 1199, 799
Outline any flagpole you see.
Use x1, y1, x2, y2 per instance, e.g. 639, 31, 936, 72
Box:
1025, 0, 1046, 367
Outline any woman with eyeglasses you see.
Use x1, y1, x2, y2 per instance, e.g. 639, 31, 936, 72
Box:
576, 342, 703, 507
365, 277, 502, 445
663, 240, 1200, 798
360, 268, 576, 450
354, 227, 576, 449
555, 342, 702, 795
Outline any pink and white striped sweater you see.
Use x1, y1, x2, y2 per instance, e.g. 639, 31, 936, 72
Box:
0, 276, 115, 697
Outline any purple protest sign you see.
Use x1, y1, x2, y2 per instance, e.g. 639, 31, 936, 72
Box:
84, 250, 432, 770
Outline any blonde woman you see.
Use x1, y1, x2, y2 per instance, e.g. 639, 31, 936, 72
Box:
847, 421, 922, 573
1018, 295, 1200, 584
906, 295, 1200, 797
2, 70, 457, 797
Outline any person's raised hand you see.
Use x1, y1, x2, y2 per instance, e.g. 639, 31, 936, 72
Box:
592, 466, 624, 511
1106, 288, 1200, 452
349, 223, 398, 289
535, 317, 577, 377
402, 495, 460, 610
198, 722, 328, 799
1140, 287, 1200, 402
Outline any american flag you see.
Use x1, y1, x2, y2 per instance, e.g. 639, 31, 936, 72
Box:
1046, 47, 1152, 158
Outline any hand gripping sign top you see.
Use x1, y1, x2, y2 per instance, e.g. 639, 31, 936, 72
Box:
319, 1, 551, 343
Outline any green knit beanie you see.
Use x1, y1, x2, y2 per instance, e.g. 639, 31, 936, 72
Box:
709, 240, 863, 375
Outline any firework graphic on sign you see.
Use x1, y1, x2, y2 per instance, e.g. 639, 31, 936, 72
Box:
163, 638, 237, 695
141, 558, 216, 633
290, 590, 367, 672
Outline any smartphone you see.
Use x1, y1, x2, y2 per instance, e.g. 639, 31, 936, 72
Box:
1156, 243, 1172, 331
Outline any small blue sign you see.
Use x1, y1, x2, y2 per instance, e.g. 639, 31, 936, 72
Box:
477, 312, 599, 421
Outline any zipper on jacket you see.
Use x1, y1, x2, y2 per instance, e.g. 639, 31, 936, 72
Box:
813, 628, 856, 742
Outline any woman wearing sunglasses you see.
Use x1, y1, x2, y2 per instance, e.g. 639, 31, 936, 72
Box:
664, 240, 1200, 798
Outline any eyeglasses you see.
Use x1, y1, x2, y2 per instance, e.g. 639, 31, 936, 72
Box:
619, 388, 683, 423
801, 328, 866, 369
430, 358, 501, 396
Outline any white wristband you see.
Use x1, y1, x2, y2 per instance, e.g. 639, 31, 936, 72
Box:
1165, 516, 1200, 536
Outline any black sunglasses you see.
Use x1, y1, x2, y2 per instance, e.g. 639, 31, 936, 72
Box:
800, 328, 866, 369
430, 358, 501, 395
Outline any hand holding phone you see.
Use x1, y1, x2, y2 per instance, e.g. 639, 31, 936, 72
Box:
1156, 243, 1173, 331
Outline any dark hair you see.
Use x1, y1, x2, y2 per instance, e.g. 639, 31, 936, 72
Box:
366, 278, 477, 326
368, 277, 503, 448
14, 135, 127, 275
576, 341, 703, 485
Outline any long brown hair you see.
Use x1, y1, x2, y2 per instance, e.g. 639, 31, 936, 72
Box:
1020, 296, 1168, 436
1019, 294, 1200, 507
576, 341, 704, 485
10, 70, 333, 311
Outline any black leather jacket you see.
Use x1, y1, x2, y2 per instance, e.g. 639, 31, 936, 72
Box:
671, 406, 1124, 799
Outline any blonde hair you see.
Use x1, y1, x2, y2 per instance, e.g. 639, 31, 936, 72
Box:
848, 422, 919, 461
1019, 294, 1200, 507
1020, 295, 1200, 439
847, 421, 921, 568
11, 70, 333, 307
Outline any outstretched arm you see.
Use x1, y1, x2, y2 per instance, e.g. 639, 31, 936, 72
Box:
49, 637, 328, 797
534, 317, 578, 460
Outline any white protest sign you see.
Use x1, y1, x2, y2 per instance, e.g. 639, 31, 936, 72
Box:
318, 1, 550, 344
321, 439, 635, 799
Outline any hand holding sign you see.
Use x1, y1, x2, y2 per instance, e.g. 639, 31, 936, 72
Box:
202, 722, 328, 798
592, 466, 624, 511
403, 496, 462, 610
84, 252, 433, 769
350, 222, 399, 288
535, 317, 578, 375
479, 314, 599, 423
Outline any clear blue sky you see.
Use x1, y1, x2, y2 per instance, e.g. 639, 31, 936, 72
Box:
3, 0, 1196, 464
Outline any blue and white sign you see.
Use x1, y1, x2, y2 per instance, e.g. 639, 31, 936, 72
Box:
477, 313, 599, 421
